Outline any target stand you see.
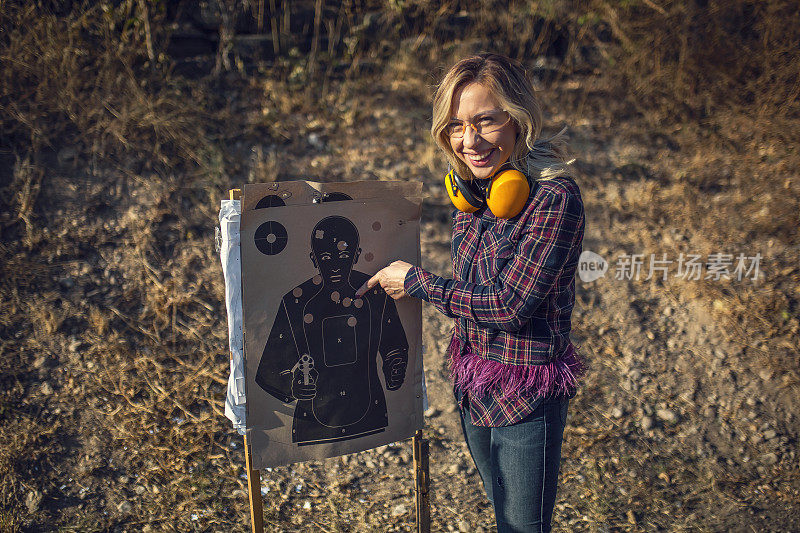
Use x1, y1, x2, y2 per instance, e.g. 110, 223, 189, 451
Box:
227, 189, 431, 533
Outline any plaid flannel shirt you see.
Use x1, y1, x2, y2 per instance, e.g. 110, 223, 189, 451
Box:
404, 175, 585, 426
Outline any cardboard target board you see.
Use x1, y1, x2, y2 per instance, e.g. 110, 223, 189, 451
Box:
241, 181, 424, 469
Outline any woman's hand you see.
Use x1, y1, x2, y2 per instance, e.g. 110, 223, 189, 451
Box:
356, 260, 413, 300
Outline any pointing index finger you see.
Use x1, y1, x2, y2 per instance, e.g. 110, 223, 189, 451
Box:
356, 273, 380, 297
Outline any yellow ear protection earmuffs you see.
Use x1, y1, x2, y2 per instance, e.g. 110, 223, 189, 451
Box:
445, 163, 531, 219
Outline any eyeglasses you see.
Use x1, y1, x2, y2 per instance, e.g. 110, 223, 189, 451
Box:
445, 110, 512, 138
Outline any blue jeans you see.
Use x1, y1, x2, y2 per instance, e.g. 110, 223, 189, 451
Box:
459, 396, 569, 533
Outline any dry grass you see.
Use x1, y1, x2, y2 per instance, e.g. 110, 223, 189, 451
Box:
1, 1, 798, 531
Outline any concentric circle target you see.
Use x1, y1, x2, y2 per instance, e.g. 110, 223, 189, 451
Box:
322, 192, 352, 202
255, 195, 286, 209
254, 221, 288, 255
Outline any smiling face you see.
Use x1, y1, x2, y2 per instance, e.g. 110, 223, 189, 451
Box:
448, 82, 518, 180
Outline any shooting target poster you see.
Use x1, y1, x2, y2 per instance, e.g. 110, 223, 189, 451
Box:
241, 181, 424, 469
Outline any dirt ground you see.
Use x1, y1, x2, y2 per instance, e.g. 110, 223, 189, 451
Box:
2, 29, 799, 533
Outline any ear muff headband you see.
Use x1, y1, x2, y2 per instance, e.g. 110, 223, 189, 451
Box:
446, 168, 482, 213
445, 165, 531, 219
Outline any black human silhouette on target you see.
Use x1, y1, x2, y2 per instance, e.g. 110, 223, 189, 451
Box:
255, 215, 409, 445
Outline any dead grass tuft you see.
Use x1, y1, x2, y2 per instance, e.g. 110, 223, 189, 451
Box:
1, 1, 798, 531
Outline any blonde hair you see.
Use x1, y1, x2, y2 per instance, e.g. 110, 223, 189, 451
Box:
431, 53, 573, 181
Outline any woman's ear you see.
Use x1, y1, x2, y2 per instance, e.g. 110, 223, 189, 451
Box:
309, 251, 318, 269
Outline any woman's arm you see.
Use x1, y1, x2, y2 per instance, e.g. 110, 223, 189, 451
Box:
403, 190, 584, 331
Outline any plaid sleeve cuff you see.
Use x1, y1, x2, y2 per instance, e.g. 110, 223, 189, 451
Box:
404, 265, 431, 301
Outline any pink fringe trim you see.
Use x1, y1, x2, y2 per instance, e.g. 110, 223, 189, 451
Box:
448, 334, 585, 399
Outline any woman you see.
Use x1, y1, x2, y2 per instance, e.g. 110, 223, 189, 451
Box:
357, 53, 585, 532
